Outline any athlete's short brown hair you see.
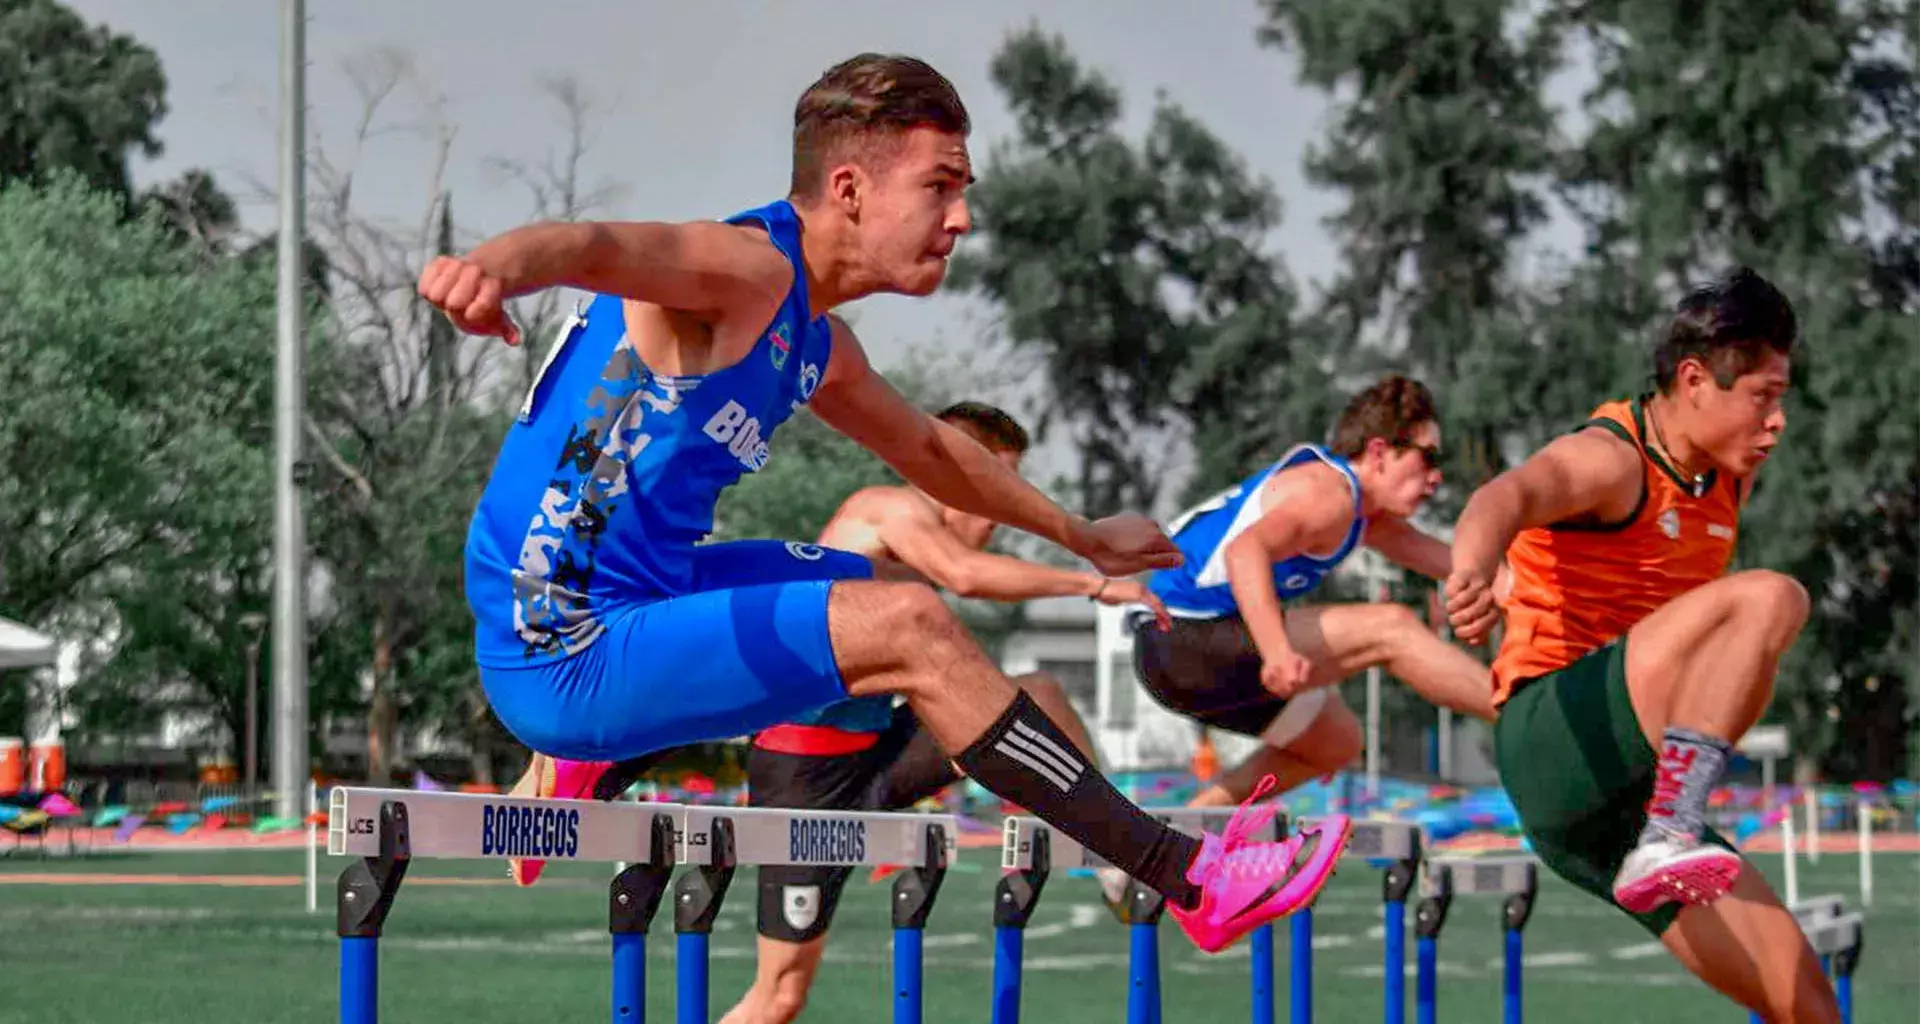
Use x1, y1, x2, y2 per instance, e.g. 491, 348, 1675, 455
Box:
1329, 375, 1437, 459
937, 401, 1030, 455
790, 54, 970, 198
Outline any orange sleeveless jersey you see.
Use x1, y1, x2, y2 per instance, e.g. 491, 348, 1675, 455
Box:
1490, 398, 1745, 706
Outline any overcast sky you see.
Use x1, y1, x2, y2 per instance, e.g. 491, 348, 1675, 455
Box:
66, 0, 1587, 493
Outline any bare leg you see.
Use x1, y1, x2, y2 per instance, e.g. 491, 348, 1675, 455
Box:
1662, 858, 1839, 1023
1614, 570, 1827, 1014
826, 580, 1208, 907
717, 934, 828, 1024
1285, 602, 1496, 721
1621, 570, 1808, 749
1192, 692, 1363, 806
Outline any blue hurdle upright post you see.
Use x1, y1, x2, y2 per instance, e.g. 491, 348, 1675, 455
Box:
673, 818, 738, 1024
1382, 845, 1422, 1024
991, 829, 1051, 1024
1000, 808, 1281, 1024
1412, 863, 1453, 1024
890, 823, 950, 1024
1285, 819, 1424, 1024
1421, 856, 1538, 1024
1119, 878, 1166, 1024
609, 814, 677, 1023
336, 800, 411, 1024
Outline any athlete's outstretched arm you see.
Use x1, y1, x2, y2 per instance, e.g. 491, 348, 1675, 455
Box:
1224, 480, 1353, 697
873, 494, 1170, 622
810, 319, 1181, 578
1447, 428, 1639, 642
1362, 515, 1452, 580
417, 220, 791, 343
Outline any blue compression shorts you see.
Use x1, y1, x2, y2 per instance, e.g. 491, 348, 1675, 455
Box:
480, 539, 875, 761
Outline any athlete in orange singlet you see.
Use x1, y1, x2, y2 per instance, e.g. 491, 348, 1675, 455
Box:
1445, 268, 1837, 1022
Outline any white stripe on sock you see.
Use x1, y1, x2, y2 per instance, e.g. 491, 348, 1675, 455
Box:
1005, 727, 1084, 786
1010, 719, 1085, 780
994, 739, 1074, 792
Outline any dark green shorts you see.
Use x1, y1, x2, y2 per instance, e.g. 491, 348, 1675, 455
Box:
1493, 638, 1736, 937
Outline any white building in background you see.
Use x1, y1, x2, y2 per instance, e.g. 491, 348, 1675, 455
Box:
994, 595, 1498, 784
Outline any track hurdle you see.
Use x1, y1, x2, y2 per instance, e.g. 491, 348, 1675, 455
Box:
671, 805, 955, 1024
998, 808, 1283, 1024
1417, 856, 1538, 1024
326, 787, 957, 1024
329, 785, 682, 1024
1282, 818, 1424, 1024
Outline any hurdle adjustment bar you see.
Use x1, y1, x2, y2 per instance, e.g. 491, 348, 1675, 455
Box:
673, 818, 737, 1024
337, 801, 412, 1024
609, 813, 677, 1024
991, 829, 1050, 1024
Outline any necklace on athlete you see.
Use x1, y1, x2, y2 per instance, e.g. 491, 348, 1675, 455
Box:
1646, 401, 1710, 497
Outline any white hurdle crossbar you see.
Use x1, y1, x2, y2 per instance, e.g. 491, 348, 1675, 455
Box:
326, 787, 958, 1024
997, 808, 1280, 1024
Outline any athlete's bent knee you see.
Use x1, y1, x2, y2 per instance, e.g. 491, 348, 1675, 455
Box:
1732, 570, 1811, 628
1314, 709, 1365, 772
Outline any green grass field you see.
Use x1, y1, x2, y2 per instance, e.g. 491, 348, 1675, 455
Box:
0, 844, 1911, 1023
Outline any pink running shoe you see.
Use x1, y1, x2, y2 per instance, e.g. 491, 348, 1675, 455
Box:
1168, 775, 1351, 954
505, 754, 613, 887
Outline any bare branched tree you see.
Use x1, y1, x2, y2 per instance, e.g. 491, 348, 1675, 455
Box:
277, 49, 623, 782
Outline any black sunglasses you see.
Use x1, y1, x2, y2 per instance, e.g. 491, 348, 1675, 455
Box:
1392, 439, 1443, 470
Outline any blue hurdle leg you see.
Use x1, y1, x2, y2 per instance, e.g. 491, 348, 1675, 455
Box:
1385, 897, 1407, 1024
992, 926, 1027, 1024
1503, 929, 1522, 1024
676, 933, 709, 1024
894, 928, 924, 1024
889, 823, 950, 1024
1416, 937, 1437, 1024
1128, 922, 1161, 1024
1250, 924, 1275, 1024
1836, 973, 1852, 1024
609, 817, 676, 1024
1290, 908, 1313, 1024
336, 801, 410, 1024
340, 937, 379, 1024
611, 933, 644, 1022
991, 831, 1050, 1024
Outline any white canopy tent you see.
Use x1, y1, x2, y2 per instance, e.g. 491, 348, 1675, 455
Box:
0, 617, 55, 670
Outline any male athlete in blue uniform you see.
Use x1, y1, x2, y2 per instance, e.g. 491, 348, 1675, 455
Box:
1131, 376, 1500, 809
417, 53, 1350, 953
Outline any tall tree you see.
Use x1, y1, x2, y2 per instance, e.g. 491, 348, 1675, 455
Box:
1256, 0, 1566, 504
950, 26, 1323, 518
297, 56, 621, 781
0, 173, 289, 750
1553, 0, 1919, 778
0, 0, 167, 199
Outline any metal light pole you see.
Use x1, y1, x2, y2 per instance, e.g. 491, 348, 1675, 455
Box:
271, 0, 310, 822
240, 613, 267, 795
